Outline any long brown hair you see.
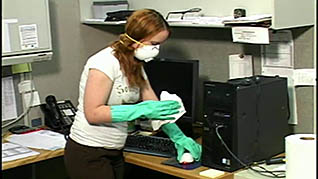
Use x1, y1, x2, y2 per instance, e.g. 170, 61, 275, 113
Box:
110, 9, 170, 88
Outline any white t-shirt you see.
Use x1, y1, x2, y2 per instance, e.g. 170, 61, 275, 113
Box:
70, 47, 142, 149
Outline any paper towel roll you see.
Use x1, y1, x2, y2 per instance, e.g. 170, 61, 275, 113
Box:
285, 134, 316, 179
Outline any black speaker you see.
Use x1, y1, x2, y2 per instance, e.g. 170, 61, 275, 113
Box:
201, 75, 290, 172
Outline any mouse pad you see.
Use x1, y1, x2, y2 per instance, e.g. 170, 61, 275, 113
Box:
161, 157, 201, 170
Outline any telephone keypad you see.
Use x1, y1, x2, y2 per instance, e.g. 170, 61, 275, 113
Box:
56, 100, 76, 126
57, 101, 76, 117
63, 116, 73, 125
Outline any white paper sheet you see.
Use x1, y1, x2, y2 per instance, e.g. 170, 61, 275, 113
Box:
7, 130, 66, 151
23, 90, 41, 107
232, 26, 269, 44
19, 24, 39, 50
199, 168, 225, 178
223, 14, 272, 24
151, 91, 186, 131
167, 16, 233, 26
293, 69, 316, 86
229, 54, 253, 79
2, 142, 40, 162
261, 30, 294, 68
2, 76, 18, 121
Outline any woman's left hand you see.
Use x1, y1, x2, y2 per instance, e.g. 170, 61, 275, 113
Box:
174, 137, 202, 162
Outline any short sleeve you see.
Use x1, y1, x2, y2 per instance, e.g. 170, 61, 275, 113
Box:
86, 48, 119, 81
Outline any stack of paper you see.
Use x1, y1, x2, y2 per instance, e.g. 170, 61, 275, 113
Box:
167, 16, 233, 26
2, 142, 40, 162
223, 14, 272, 26
6, 130, 67, 151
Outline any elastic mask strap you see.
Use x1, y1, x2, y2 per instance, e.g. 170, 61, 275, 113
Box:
124, 33, 144, 46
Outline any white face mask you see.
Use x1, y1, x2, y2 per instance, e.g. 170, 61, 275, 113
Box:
134, 44, 160, 62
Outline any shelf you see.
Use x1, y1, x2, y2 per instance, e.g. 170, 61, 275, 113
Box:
169, 23, 227, 28
79, 0, 314, 30
82, 19, 229, 28
2, 52, 53, 66
82, 19, 126, 25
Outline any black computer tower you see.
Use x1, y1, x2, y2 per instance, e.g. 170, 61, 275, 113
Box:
201, 75, 290, 172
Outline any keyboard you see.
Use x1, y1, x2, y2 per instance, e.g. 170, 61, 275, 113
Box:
124, 135, 177, 158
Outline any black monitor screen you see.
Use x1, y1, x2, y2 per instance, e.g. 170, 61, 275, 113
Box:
143, 58, 199, 122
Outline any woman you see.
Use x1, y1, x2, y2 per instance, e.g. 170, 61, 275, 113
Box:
64, 9, 201, 179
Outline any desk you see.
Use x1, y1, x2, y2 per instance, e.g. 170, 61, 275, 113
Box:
124, 152, 233, 179
2, 147, 64, 170
2, 131, 65, 171
2, 149, 233, 179
2, 147, 233, 179
2, 131, 233, 179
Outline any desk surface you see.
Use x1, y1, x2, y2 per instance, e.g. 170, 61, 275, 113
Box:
3, 148, 233, 179
2, 132, 233, 179
2, 147, 64, 170
2, 131, 65, 170
124, 152, 233, 179
2, 147, 233, 179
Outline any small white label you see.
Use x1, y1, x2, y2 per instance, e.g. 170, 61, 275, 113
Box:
62, 109, 75, 116
229, 54, 253, 79
222, 158, 231, 165
261, 30, 294, 68
232, 26, 269, 44
19, 24, 39, 50
23, 91, 41, 107
294, 69, 316, 86
18, 80, 35, 93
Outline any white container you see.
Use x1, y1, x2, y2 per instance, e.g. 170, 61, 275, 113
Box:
92, 1, 128, 19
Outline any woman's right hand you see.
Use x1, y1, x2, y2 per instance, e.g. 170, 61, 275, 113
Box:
136, 100, 181, 120
111, 100, 181, 122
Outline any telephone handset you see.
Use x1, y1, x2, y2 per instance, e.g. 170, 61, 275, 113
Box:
40, 95, 76, 135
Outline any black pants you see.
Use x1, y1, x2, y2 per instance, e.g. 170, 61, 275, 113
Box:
64, 137, 125, 179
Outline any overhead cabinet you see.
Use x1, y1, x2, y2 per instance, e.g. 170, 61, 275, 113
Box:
2, 0, 53, 66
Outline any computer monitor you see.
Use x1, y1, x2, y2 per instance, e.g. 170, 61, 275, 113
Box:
143, 57, 199, 137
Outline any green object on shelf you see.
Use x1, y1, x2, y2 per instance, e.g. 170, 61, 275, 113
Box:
11, 63, 32, 74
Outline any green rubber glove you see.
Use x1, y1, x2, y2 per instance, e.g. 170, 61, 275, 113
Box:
111, 100, 181, 122
162, 123, 202, 162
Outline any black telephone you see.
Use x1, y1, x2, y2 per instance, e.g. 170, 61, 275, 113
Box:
40, 95, 76, 135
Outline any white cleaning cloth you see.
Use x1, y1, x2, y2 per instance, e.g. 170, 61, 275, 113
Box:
151, 91, 186, 131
